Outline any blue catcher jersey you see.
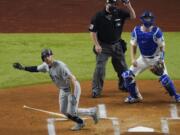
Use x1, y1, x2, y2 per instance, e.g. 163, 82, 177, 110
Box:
130, 26, 164, 57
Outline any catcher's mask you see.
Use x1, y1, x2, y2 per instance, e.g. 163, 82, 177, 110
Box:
140, 11, 155, 28
41, 48, 53, 62
106, 0, 118, 15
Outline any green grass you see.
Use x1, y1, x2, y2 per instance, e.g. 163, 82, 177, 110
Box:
0, 32, 180, 89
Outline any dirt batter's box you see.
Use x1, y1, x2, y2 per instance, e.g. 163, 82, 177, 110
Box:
47, 104, 120, 135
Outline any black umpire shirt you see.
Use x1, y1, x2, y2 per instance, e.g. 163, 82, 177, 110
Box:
89, 9, 130, 44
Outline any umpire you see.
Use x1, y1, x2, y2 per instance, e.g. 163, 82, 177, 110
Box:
89, 0, 136, 98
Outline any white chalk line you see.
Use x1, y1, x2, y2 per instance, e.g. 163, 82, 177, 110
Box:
161, 104, 180, 134
98, 104, 120, 135
170, 104, 179, 118
47, 104, 120, 135
47, 118, 56, 135
98, 104, 107, 119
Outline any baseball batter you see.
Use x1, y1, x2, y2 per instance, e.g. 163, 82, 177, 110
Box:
13, 49, 98, 130
122, 11, 180, 103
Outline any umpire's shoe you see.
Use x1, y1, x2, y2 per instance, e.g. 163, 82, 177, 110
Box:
71, 122, 85, 131
92, 90, 101, 98
119, 85, 128, 92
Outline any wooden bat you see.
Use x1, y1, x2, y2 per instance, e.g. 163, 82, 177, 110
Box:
23, 105, 67, 119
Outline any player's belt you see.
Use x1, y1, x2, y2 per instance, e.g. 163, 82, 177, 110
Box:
61, 87, 70, 91
143, 56, 155, 59
99, 40, 120, 45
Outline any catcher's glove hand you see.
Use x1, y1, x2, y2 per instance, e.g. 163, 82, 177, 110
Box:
13, 62, 25, 70
150, 60, 164, 76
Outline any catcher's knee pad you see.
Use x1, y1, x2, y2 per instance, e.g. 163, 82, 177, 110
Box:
122, 70, 138, 98
159, 74, 177, 96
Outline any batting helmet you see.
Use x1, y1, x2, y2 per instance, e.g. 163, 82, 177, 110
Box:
106, 0, 117, 4
41, 48, 53, 62
140, 11, 155, 28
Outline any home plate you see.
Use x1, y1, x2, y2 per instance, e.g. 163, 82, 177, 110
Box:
128, 126, 154, 132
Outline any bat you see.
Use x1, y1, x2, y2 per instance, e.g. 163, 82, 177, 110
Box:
23, 105, 67, 119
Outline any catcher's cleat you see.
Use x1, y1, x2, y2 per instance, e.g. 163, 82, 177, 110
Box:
91, 107, 99, 124
137, 90, 143, 100
124, 95, 143, 103
71, 122, 85, 131
173, 94, 180, 103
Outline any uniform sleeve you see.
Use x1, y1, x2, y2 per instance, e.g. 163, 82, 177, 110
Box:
154, 28, 165, 46
89, 13, 99, 32
37, 63, 49, 72
130, 27, 137, 46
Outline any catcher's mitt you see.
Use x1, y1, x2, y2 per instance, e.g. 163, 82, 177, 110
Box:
150, 60, 164, 76
13, 62, 25, 70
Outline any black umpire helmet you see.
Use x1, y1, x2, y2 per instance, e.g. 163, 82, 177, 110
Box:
106, 0, 117, 4
41, 48, 53, 62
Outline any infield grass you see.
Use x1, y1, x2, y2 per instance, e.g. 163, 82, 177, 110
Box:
0, 32, 180, 89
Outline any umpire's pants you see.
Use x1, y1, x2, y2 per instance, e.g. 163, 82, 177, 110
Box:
92, 41, 128, 94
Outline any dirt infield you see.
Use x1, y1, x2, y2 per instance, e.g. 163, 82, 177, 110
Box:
0, 80, 180, 135
0, 0, 180, 32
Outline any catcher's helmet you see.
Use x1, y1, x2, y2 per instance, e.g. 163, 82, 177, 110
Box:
41, 48, 53, 61
106, 0, 117, 4
140, 11, 154, 19
140, 11, 155, 28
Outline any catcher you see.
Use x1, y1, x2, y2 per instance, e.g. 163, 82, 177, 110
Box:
122, 11, 180, 103
13, 49, 99, 130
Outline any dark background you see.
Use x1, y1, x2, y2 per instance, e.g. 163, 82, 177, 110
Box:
0, 0, 179, 32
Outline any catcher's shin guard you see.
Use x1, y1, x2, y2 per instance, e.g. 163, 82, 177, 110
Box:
122, 70, 138, 98
159, 74, 177, 96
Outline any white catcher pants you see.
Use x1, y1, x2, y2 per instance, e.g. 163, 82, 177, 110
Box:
130, 55, 168, 76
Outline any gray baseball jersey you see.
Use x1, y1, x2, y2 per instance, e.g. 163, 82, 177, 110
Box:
36, 60, 96, 118
37, 60, 81, 115
37, 60, 72, 92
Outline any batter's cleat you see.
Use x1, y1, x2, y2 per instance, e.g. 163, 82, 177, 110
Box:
91, 107, 99, 124
71, 122, 85, 131
124, 96, 143, 103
